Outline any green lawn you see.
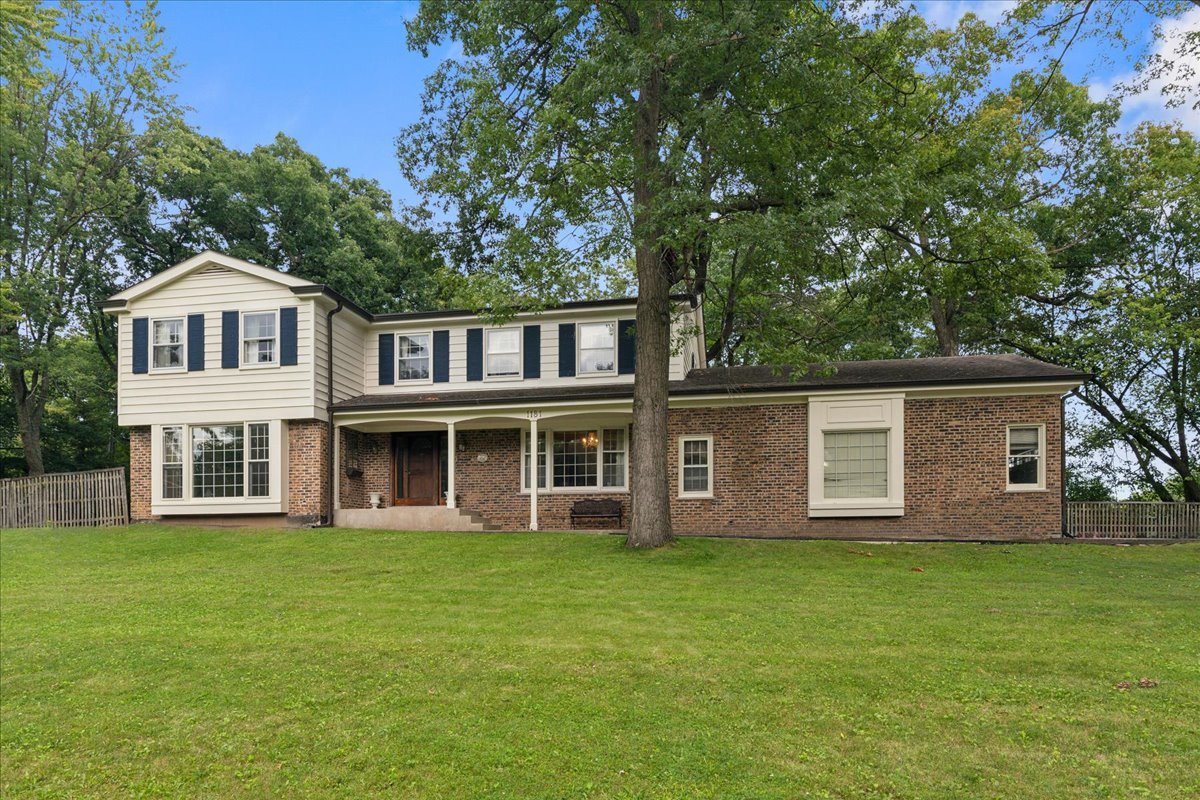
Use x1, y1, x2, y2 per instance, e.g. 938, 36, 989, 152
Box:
1, 528, 1197, 799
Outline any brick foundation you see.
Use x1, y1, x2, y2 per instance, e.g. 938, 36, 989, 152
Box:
287, 419, 329, 525
129, 426, 155, 522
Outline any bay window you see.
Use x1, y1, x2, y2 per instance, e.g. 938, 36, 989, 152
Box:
522, 426, 627, 491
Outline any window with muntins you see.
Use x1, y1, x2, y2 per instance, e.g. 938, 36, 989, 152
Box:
191, 425, 245, 498
524, 431, 547, 489
162, 427, 183, 499
397, 333, 431, 381
525, 427, 627, 490
578, 322, 616, 373
152, 319, 184, 369
823, 430, 888, 499
242, 311, 277, 366
486, 328, 521, 378
679, 436, 713, 496
1008, 426, 1042, 488
247, 423, 270, 497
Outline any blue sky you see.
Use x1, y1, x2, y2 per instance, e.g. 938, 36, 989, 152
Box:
155, 0, 1198, 212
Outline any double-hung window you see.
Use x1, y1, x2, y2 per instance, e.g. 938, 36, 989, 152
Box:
247, 423, 270, 497
485, 328, 521, 378
1007, 425, 1044, 490
242, 311, 278, 366
578, 322, 616, 374
152, 318, 185, 370
523, 427, 627, 491
678, 435, 713, 497
397, 333, 431, 381
162, 427, 184, 499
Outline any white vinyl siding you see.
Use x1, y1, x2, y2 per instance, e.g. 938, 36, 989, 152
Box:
116, 266, 320, 426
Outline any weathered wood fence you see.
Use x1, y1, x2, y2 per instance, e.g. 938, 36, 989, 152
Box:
0, 467, 128, 529
1067, 501, 1200, 540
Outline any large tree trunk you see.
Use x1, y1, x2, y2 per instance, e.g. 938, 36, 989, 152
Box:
626, 35, 673, 549
929, 295, 960, 357
10, 368, 46, 476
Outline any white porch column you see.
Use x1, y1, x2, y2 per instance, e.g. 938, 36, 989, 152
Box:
446, 421, 456, 509
529, 413, 539, 531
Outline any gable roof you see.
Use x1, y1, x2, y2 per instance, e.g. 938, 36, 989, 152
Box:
101, 251, 311, 309
331, 354, 1088, 412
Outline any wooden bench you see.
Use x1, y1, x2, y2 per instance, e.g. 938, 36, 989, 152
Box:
570, 498, 624, 529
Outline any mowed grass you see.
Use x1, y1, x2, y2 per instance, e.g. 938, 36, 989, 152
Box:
1, 528, 1197, 799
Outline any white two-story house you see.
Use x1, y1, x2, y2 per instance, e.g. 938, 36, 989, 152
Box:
104, 251, 1087, 539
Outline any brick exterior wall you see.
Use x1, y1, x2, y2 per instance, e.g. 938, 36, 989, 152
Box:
287, 419, 329, 525
335, 394, 1063, 539
338, 429, 392, 510
129, 426, 155, 522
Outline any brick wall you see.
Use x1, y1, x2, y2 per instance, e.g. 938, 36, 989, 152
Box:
129, 426, 155, 522
338, 429, 392, 509
287, 419, 329, 525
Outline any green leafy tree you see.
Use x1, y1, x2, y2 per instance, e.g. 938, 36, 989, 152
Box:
399, 0, 924, 546
0, 0, 178, 475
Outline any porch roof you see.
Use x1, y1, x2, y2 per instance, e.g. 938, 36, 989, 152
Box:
330, 354, 1087, 412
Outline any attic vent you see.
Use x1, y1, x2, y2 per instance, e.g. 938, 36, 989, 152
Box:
198, 265, 232, 276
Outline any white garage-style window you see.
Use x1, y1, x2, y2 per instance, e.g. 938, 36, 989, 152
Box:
522, 426, 628, 492
485, 328, 521, 378
1007, 425, 1045, 491
242, 311, 278, 366
152, 318, 185, 370
809, 396, 904, 517
678, 435, 713, 498
578, 321, 616, 374
152, 421, 282, 512
396, 332, 431, 381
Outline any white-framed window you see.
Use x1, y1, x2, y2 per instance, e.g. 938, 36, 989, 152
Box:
1007, 424, 1045, 491
247, 422, 271, 497
162, 426, 184, 499
241, 310, 278, 367
152, 318, 185, 370
396, 332, 432, 381
191, 425, 246, 498
808, 396, 905, 517
522, 426, 628, 492
485, 328, 521, 379
678, 435, 713, 498
578, 321, 616, 374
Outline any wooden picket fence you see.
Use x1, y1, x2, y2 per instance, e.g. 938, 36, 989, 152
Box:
0, 467, 128, 529
1067, 501, 1200, 540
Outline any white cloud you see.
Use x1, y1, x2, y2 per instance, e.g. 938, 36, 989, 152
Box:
1089, 6, 1200, 135
914, 0, 1017, 29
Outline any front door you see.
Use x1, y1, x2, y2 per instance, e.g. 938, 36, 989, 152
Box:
395, 433, 444, 505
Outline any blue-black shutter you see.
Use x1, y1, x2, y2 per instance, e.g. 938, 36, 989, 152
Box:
132, 317, 149, 374
186, 314, 205, 372
221, 311, 239, 368
558, 323, 576, 377
617, 318, 636, 375
466, 328, 483, 381
523, 325, 541, 379
378, 333, 394, 385
432, 330, 450, 382
280, 307, 298, 366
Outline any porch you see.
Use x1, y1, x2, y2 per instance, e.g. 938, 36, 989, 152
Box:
332, 402, 633, 532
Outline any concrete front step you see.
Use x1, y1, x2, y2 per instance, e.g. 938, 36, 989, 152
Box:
333, 506, 501, 532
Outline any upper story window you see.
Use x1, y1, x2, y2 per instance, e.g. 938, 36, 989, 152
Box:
486, 328, 521, 378
242, 311, 278, 366
397, 333, 431, 381
152, 318, 184, 370
1007, 425, 1045, 490
578, 322, 616, 374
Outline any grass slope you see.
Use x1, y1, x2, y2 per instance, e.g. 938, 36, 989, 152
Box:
1, 527, 1197, 799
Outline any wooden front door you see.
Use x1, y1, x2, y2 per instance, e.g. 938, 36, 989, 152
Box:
394, 433, 443, 505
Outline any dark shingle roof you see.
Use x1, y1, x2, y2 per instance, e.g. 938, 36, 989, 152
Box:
332, 355, 1087, 412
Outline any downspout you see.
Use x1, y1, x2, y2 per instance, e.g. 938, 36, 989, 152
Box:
1061, 394, 1071, 538
324, 298, 344, 526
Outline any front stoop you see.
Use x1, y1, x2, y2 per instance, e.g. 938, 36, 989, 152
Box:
333, 506, 501, 532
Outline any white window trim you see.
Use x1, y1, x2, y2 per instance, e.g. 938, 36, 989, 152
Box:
808, 395, 905, 517
149, 316, 186, 373
577, 320, 618, 377
678, 434, 714, 498
484, 327, 523, 381
150, 420, 285, 514
240, 309, 280, 370
520, 424, 630, 494
1006, 423, 1047, 492
394, 330, 434, 384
